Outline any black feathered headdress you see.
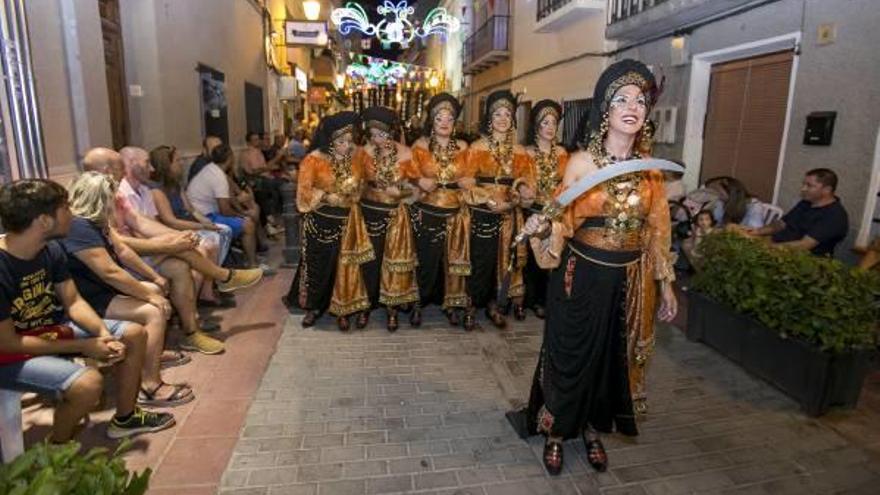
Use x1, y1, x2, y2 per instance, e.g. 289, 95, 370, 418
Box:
361, 106, 399, 137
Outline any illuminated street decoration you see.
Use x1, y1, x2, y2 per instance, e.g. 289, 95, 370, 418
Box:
345, 53, 439, 88
331, 1, 461, 47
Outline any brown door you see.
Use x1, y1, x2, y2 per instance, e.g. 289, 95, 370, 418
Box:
99, 0, 130, 149
700, 51, 793, 202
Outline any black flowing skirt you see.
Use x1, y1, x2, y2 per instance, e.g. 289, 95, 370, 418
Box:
411, 202, 454, 307
523, 205, 549, 309
287, 205, 348, 314
467, 207, 502, 308
509, 240, 639, 439
360, 198, 396, 309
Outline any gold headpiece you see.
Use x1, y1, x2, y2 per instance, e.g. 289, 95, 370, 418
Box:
489, 98, 515, 115
536, 106, 560, 127
430, 101, 456, 119
604, 72, 650, 104
365, 120, 391, 133
331, 124, 354, 141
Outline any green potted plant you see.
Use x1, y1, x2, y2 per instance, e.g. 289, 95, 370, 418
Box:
688, 231, 880, 416
0, 440, 150, 495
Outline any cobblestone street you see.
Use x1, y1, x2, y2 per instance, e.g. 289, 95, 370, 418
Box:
218, 310, 880, 495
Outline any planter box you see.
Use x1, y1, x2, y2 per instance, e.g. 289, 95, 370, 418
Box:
686, 291, 870, 416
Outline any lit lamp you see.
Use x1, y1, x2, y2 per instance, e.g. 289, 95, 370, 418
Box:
303, 0, 321, 21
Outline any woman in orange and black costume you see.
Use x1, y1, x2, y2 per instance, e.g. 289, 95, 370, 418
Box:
506, 60, 678, 475
285, 111, 374, 331
407, 93, 476, 330
354, 106, 420, 332
523, 100, 569, 319
463, 90, 536, 329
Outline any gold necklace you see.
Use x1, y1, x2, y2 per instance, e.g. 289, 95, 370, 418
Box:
488, 131, 514, 178
374, 143, 399, 188
596, 148, 644, 233
534, 142, 560, 200
430, 135, 459, 184
330, 151, 357, 196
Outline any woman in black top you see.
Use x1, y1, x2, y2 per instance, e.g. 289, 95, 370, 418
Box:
60, 172, 193, 407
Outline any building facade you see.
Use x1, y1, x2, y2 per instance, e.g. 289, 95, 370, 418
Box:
609, 0, 880, 256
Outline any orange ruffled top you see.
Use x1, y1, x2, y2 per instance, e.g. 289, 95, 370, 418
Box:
296, 152, 365, 213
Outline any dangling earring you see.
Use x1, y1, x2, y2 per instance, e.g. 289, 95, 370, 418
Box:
587, 112, 610, 158
637, 119, 655, 155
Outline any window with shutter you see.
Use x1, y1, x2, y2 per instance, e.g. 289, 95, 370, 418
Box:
700, 51, 793, 202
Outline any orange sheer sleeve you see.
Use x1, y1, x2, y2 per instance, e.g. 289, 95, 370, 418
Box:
644, 170, 675, 282
296, 155, 324, 213
400, 152, 421, 180
513, 152, 535, 188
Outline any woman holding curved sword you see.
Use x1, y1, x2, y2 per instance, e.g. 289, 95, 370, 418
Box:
506, 60, 680, 476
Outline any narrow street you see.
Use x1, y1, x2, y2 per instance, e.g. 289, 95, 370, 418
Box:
213, 283, 880, 495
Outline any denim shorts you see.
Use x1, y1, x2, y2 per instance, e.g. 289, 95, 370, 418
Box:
0, 320, 130, 399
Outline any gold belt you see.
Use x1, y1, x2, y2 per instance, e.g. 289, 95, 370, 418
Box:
573, 227, 642, 252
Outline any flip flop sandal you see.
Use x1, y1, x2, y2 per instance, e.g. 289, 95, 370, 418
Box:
159, 350, 191, 370
138, 382, 195, 407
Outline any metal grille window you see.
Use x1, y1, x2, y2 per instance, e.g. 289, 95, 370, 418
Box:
562, 99, 591, 149
537, 0, 573, 21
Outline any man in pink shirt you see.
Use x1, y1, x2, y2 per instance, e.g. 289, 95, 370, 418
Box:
83, 148, 262, 355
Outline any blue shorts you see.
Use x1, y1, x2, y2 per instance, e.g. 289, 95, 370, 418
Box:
206, 213, 245, 238
0, 320, 130, 399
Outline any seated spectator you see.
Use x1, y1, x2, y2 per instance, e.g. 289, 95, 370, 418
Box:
187, 135, 223, 184
121, 146, 238, 313
149, 145, 233, 273
288, 129, 308, 166
62, 172, 193, 407
746, 168, 848, 256
0, 179, 174, 440
187, 144, 261, 270
685, 176, 764, 228
682, 210, 717, 271
240, 132, 286, 235
83, 147, 262, 355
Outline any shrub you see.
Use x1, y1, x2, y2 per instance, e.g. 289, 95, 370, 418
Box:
0, 440, 150, 495
691, 231, 880, 353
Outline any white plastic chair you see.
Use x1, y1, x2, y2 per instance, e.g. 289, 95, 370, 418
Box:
763, 204, 784, 226
0, 389, 24, 463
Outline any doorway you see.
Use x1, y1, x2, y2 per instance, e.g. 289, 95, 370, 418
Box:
699, 51, 793, 202
245, 82, 265, 136
98, 0, 129, 149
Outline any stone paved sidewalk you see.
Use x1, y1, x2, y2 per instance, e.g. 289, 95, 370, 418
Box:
219, 311, 880, 495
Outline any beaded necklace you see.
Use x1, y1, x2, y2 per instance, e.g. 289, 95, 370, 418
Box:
534, 142, 560, 201
373, 143, 399, 188
330, 151, 357, 196
595, 148, 644, 233
430, 135, 459, 184
488, 131, 514, 178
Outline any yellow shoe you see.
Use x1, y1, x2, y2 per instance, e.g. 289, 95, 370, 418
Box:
180, 331, 225, 355
217, 268, 263, 292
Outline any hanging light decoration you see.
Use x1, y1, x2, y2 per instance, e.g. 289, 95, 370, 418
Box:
331, 1, 460, 48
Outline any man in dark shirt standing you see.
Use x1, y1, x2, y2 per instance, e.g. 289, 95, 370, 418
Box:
748, 168, 848, 256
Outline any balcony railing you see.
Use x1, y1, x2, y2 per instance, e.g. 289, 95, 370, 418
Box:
462, 15, 510, 75
537, 0, 573, 21
607, 0, 667, 25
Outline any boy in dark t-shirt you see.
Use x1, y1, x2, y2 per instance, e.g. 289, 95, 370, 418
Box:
0, 180, 174, 443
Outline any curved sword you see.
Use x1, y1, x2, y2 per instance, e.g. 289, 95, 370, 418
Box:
513, 158, 685, 245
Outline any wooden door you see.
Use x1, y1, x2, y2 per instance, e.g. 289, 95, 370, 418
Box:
98, 0, 130, 149
700, 51, 793, 202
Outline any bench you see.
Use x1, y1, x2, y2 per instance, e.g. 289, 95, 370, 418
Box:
0, 389, 23, 463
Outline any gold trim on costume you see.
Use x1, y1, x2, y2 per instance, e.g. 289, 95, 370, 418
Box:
568, 243, 640, 267
573, 227, 643, 252
536, 106, 560, 127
